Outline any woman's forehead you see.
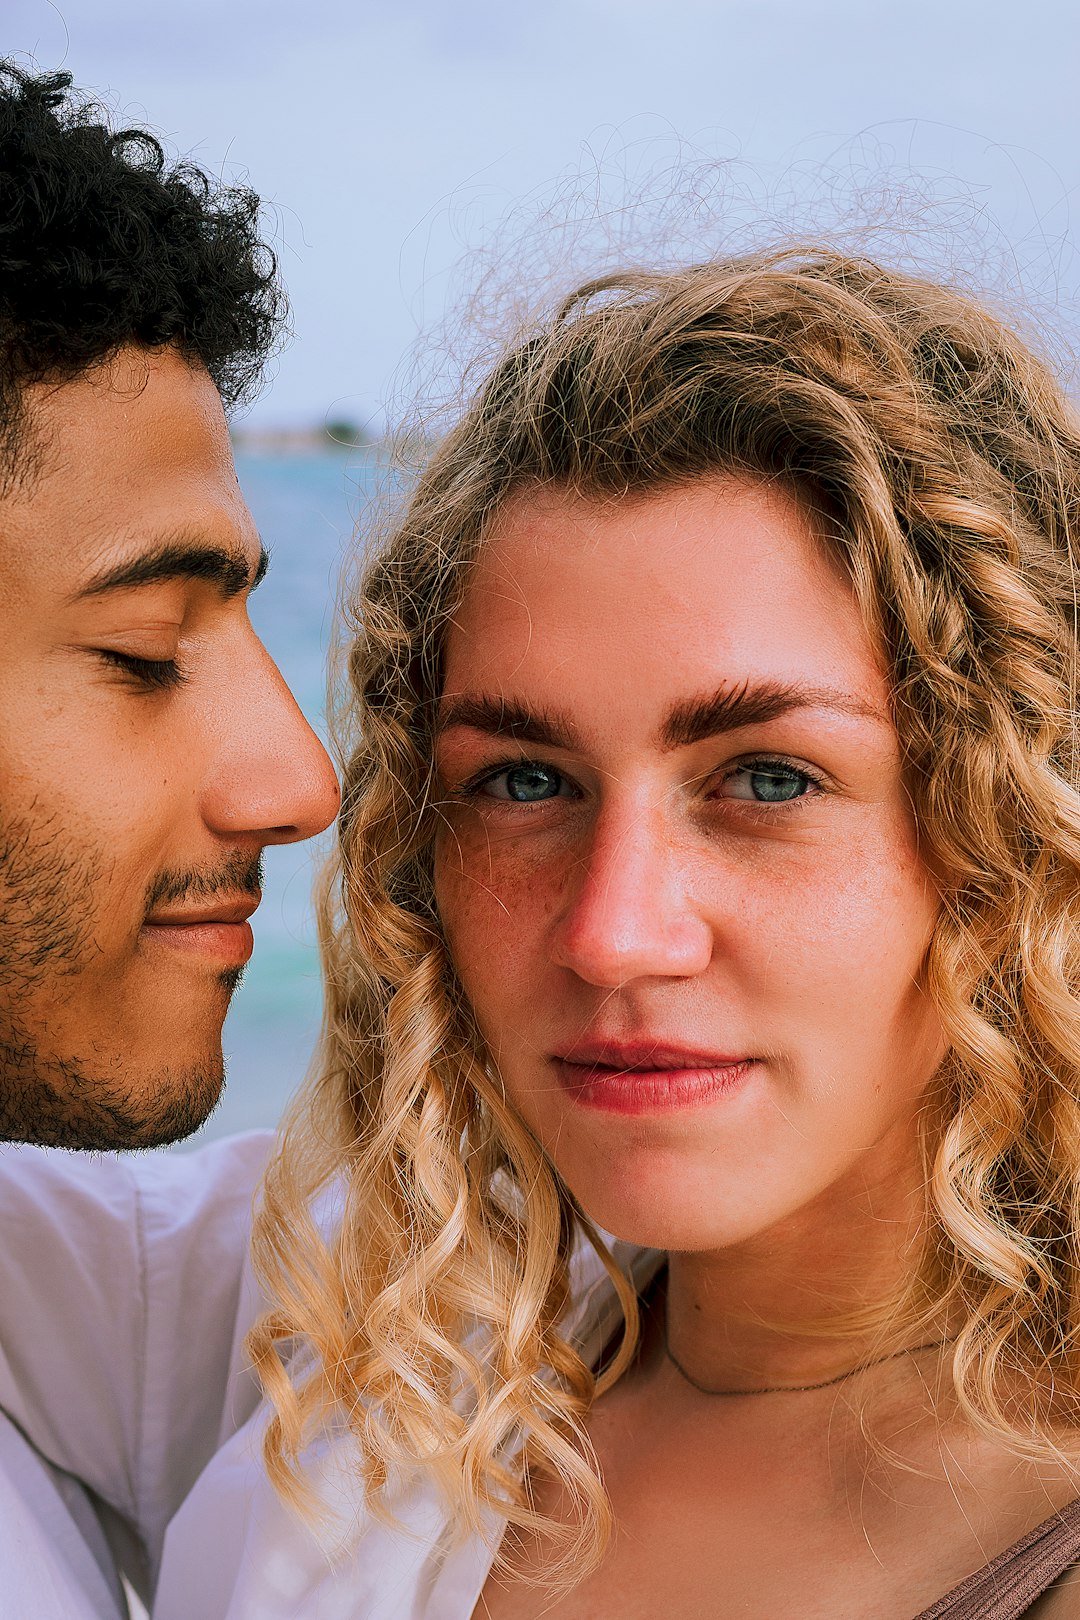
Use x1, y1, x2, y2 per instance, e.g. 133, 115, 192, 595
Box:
442, 476, 890, 726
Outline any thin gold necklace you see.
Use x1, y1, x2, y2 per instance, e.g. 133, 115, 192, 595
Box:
662, 1319, 951, 1397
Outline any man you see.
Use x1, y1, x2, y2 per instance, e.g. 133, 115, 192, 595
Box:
0, 61, 339, 1152
0, 60, 339, 1615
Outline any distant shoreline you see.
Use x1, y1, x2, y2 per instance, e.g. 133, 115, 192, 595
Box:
231, 422, 377, 455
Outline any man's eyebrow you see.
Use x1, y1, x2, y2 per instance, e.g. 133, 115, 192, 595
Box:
436, 693, 580, 751
661, 679, 887, 749
73, 540, 269, 602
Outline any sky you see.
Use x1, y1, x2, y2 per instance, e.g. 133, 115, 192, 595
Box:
6, 0, 1080, 431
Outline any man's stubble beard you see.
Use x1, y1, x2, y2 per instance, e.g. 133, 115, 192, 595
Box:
0, 1035, 225, 1149
0, 810, 249, 1149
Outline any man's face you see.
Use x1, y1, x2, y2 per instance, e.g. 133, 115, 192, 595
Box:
0, 346, 340, 1147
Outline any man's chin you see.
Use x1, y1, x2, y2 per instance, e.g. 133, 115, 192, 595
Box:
0, 1045, 226, 1149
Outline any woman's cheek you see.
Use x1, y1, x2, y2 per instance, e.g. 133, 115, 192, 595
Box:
434, 812, 562, 983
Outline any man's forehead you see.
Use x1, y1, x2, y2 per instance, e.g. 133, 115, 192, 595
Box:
0, 347, 257, 597
17, 345, 228, 466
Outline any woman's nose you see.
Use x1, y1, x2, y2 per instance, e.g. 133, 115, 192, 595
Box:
551, 805, 713, 987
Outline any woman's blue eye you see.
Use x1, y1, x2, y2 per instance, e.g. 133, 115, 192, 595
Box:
482, 763, 567, 802
720, 763, 813, 804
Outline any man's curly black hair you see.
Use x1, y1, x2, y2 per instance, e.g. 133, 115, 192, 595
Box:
0, 59, 286, 472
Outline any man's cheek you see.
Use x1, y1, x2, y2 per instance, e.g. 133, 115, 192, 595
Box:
0, 810, 100, 981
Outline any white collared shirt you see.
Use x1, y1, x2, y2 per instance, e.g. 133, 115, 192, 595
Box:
0, 1134, 270, 1619
156, 1238, 658, 1620
0, 1133, 657, 1618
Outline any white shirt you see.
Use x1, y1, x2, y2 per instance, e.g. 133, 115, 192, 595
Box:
0, 1135, 270, 1620
0, 1134, 657, 1619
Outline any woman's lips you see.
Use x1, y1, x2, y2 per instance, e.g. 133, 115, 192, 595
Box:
553, 1044, 755, 1114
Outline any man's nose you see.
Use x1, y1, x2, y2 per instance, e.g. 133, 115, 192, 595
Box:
551, 803, 713, 987
200, 638, 340, 844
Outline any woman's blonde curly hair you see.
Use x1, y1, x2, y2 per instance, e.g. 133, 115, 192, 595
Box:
247, 247, 1080, 1573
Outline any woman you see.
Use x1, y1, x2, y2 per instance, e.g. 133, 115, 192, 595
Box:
233, 248, 1080, 1617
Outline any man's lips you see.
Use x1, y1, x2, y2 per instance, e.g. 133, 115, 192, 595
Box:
140, 894, 261, 967
552, 1041, 755, 1114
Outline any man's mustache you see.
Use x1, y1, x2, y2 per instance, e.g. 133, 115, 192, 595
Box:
144, 852, 264, 915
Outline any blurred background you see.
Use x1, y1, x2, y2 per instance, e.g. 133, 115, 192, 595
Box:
5, 0, 1079, 1146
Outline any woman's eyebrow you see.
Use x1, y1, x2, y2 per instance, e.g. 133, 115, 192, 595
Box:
437, 681, 886, 753
436, 693, 579, 750
661, 679, 888, 749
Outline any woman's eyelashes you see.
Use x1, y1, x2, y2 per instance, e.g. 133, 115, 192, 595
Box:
712, 757, 823, 804
462, 760, 577, 803
457, 755, 825, 808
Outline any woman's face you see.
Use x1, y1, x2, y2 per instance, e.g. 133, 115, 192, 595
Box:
434, 477, 945, 1251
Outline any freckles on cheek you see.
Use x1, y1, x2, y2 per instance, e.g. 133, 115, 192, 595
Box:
434, 820, 559, 977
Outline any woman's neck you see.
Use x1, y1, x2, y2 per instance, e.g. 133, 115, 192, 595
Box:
660, 1150, 937, 1393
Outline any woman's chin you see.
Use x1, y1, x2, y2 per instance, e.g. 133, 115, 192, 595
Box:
567, 1181, 771, 1256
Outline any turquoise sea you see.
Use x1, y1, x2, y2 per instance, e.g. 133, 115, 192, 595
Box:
175, 448, 377, 1151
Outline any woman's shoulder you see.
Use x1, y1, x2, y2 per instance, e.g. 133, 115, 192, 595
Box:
1027, 1562, 1080, 1617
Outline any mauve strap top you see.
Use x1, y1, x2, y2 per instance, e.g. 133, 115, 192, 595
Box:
914, 1497, 1080, 1620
